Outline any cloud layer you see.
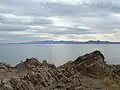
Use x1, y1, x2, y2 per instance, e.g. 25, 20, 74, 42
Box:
0, 0, 120, 43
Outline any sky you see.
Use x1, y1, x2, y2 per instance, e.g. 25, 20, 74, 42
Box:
0, 0, 120, 43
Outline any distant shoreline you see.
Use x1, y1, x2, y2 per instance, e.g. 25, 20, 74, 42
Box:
1, 40, 120, 44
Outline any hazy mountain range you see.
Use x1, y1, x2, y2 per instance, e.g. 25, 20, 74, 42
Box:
9, 40, 120, 44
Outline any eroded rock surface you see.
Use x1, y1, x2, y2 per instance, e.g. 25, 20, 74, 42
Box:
0, 50, 119, 90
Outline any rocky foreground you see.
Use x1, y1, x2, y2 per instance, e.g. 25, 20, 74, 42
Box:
0, 51, 120, 90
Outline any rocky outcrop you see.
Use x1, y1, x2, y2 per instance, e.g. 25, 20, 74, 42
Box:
58, 51, 106, 78
0, 50, 119, 90
0, 63, 11, 71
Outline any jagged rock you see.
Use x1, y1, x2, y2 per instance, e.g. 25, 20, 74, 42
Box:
73, 51, 106, 77
2, 84, 13, 90
58, 50, 106, 78
0, 63, 11, 72
0, 50, 119, 90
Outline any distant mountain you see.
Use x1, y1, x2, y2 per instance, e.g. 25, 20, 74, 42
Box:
16, 40, 77, 44
13, 40, 120, 44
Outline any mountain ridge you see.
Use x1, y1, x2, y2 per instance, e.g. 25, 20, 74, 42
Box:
9, 40, 120, 44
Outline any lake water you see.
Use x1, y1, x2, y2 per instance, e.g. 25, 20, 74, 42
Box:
0, 44, 120, 66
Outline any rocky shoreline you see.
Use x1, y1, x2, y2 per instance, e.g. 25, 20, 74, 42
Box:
0, 50, 120, 90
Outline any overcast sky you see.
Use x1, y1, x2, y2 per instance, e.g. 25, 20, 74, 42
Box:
0, 0, 120, 43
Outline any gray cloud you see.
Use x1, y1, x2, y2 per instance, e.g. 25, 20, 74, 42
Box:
0, 0, 120, 42
0, 24, 28, 31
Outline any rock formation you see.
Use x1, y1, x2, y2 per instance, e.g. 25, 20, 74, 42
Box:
0, 50, 119, 90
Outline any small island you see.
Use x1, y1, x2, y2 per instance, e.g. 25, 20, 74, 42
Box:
0, 51, 120, 90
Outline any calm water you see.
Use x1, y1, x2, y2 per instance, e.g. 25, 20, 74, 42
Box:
0, 44, 119, 66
